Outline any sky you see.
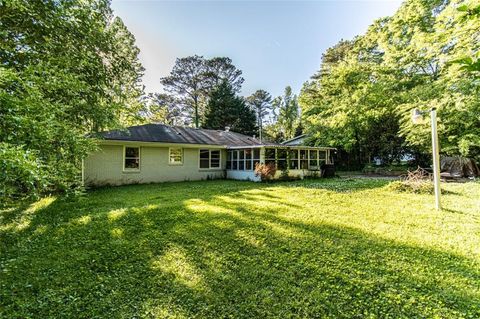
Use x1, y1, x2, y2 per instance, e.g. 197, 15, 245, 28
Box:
111, 0, 403, 98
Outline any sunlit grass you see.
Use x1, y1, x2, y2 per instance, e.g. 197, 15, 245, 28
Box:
1, 178, 479, 318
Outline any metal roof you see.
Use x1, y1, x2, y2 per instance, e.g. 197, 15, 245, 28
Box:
95, 124, 264, 147
281, 134, 307, 145
95, 124, 335, 149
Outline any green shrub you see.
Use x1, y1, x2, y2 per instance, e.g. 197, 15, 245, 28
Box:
0, 143, 46, 205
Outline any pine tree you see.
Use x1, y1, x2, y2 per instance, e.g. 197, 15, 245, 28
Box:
203, 81, 257, 136
247, 90, 272, 142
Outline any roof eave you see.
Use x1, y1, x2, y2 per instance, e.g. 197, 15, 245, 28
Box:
95, 139, 226, 149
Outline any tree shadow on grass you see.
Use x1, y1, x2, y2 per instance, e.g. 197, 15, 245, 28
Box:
1, 180, 479, 318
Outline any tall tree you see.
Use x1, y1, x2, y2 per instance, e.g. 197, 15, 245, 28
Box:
246, 90, 272, 142
204, 57, 244, 92
300, 0, 480, 167
274, 86, 300, 140
0, 0, 144, 201
160, 55, 244, 128
203, 81, 257, 136
143, 93, 185, 126
160, 55, 207, 128
108, 17, 145, 126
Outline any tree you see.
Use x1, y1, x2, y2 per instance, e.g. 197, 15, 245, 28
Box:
450, 3, 480, 77
143, 93, 185, 126
274, 86, 300, 140
160, 55, 207, 128
300, 0, 480, 168
313, 39, 355, 79
107, 17, 145, 126
204, 57, 244, 92
246, 90, 272, 142
160, 55, 244, 128
203, 81, 257, 136
0, 0, 144, 201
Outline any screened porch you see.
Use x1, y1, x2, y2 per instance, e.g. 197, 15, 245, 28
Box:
225, 146, 335, 181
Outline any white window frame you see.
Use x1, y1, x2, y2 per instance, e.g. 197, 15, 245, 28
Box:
123, 146, 140, 172
168, 147, 183, 165
199, 149, 222, 170
226, 148, 260, 171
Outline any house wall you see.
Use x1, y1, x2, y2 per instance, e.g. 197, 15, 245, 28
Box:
84, 144, 226, 186
226, 170, 261, 182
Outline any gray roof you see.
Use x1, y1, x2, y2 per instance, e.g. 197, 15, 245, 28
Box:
96, 124, 265, 147
281, 134, 307, 146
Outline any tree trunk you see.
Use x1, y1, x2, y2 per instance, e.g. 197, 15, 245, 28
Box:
194, 96, 199, 128
258, 111, 262, 142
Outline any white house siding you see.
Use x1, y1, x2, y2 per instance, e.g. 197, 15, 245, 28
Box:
84, 144, 226, 186
226, 170, 261, 182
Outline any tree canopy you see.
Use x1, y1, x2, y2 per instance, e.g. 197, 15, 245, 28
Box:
160, 55, 244, 128
203, 81, 257, 136
270, 86, 301, 141
0, 0, 144, 202
300, 0, 480, 168
246, 90, 273, 142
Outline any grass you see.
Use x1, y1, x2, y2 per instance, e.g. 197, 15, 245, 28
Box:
1, 178, 479, 318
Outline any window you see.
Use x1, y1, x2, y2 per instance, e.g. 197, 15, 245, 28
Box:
199, 149, 210, 169
319, 150, 327, 164
300, 150, 308, 169
277, 149, 287, 170
169, 148, 183, 165
226, 151, 232, 169
239, 150, 245, 170
289, 149, 299, 169
265, 148, 276, 166
245, 149, 252, 170
199, 149, 221, 169
227, 148, 260, 171
253, 149, 260, 169
232, 151, 238, 169
211, 150, 220, 168
309, 150, 318, 168
124, 147, 140, 170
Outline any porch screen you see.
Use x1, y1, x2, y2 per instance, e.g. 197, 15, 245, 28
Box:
227, 149, 260, 171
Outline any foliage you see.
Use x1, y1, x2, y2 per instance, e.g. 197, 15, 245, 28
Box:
300, 0, 480, 166
246, 89, 272, 141
0, 143, 46, 205
254, 162, 277, 181
142, 93, 185, 126
451, 3, 480, 77
1, 179, 479, 317
203, 81, 257, 135
204, 57, 244, 92
0, 0, 144, 199
107, 17, 146, 126
272, 86, 301, 141
160, 55, 244, 128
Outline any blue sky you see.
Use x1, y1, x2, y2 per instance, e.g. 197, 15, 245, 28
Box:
111, 0, 403, 98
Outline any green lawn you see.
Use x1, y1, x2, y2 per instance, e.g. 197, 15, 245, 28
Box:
1, 178, 479, 318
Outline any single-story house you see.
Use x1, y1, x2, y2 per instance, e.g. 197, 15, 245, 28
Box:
83, 124, 335, 186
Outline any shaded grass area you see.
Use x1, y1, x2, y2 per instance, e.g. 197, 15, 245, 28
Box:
1, 178, 479, 318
